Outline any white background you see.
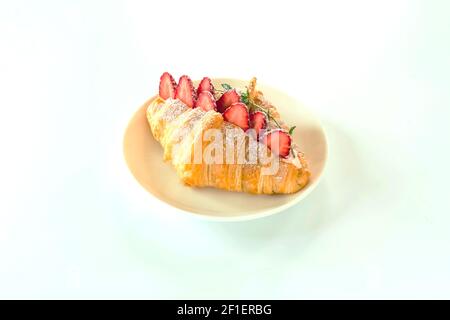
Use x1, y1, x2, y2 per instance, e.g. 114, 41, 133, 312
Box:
1, 0, 449, 299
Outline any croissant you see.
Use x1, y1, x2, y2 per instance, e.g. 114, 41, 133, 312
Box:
146, 77, 310, 194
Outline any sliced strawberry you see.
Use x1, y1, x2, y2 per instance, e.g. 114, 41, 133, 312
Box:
216, 89, 240, 113
263, 129, 292, 158
158, 72, 177, 99
197, 77, 215, 96
222, 102, 249, 131
175, 75, 196, 108
249, 111, 267, 138
195, 91, 217, 111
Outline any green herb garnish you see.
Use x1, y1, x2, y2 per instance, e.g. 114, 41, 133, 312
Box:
240, 88, 249, 105
221, 83, 233, 91
289, 126, 296, 135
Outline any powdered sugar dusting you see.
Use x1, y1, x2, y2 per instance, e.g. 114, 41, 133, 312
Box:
161, 98, 187, 122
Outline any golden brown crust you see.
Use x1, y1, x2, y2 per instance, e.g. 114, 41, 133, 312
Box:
146, 96, 310, 194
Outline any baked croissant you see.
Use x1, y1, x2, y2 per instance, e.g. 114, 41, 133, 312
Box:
146, 75, 310, 194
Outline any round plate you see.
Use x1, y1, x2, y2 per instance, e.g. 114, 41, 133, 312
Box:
123, 78, 328, 221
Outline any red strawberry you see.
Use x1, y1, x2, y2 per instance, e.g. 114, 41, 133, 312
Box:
216, 89, 240, 113
222, 102, 249, 131
175, 75, 196, 108
263, 129, 292, 158
158, 72, 177, 99
195, 91, 217, 111
197, 77, 215, 95
249, 111, 267, 138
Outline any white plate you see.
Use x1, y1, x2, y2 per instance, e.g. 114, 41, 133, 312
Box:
123, 78, 328, 221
